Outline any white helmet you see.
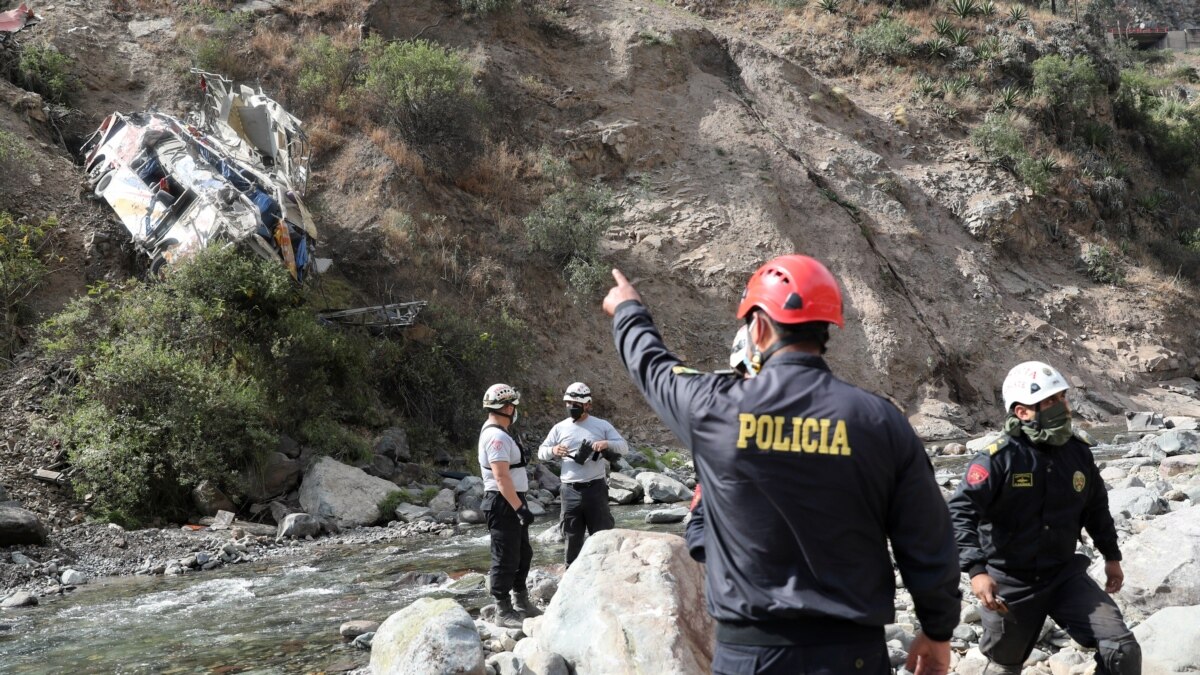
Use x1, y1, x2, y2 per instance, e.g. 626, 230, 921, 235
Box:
483, 383, 520, 410
563, 382, 592, 403
1002, 361, 1069, 411
728, 325, 750, 371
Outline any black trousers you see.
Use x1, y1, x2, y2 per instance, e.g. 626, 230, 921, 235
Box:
483, 491, 532, 599
560, 479, 614, 565
712, 640, 889, 675
980, 555, 1137, 673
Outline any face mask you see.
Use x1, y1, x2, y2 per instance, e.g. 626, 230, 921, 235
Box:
568, 404, 585, 420
511, 409, 519, 425
1008, 400, 1072, 446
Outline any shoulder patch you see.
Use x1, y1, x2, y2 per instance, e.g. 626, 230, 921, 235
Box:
672, 365, 702, 376
1073, 428, 1096, 446
984, 434, 1011, 456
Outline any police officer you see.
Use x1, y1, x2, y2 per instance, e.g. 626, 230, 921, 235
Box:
478, 383, 538, 628
948, 363, 1141, 675
603, 257, 960, 675
538, 382, 627, 566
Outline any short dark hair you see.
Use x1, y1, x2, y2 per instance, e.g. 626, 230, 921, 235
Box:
754, 313, 829, 354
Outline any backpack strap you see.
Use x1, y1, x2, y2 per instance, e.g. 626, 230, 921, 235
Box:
480, 424, 527, 470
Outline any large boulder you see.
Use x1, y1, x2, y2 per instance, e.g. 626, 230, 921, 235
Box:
191, 480, 236, 516
370, 597, 485, 675
1133, 605, 1200, 674
608, 472, 643, 503
1160, 455, 1200, 479
532, 464, 560, 495
0, 505, 47, 546
298, 456, 399, 526
529, 529, 713, 674
456, 476, 485, 510
1154, 429, 1200, 457
427, 488, 456, 513
373, 427, 411, 462
635, 472, 691, 503
276, 513, 322, 539
1106, 487, 1167, 518
1091, 506, 1200, 619
246, 452, 302, 502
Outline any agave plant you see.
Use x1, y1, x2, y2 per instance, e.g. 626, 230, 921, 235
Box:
878, 6, 893, 20
942, 74, 973, 97
924, 37, 951, 58
947, 0, 979, 19
993, 85, 1022, 110
933, 102, 961, 121
948, 26, 972, 46
913, 75, 940, 99
1036, 156, 1060, 174
817, 0, 840, 13
932, 16, 954, 36
1007, 4, 1028, 22
979, 0, 997, 16
975, 35, 1001, 60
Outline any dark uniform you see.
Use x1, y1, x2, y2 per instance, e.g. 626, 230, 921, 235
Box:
612, 301, 961, 675
948, 430, 1140, 674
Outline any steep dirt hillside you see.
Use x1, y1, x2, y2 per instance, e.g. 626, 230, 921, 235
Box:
1, 0, 1197, 474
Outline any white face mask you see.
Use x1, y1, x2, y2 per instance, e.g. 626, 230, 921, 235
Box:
511, 409, 519, 425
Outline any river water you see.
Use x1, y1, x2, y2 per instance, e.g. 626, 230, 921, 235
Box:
0, 505, 683, 674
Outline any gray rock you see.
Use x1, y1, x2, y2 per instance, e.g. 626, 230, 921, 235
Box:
887, 646, 907, 667
635, 472, 691, 503
512, 637, 571, 675
246, 452, 303, 502
276, 513, 322, 539
532, 464, 560, 495
953, 624, 977, 641
299, 457, 400, 526
340, 620, 380, 638
960, 604, 981, 624
191, 480, 236, 516
1133, 604, 1200, 674
128, 17, 175, 38
10, 551, 34, 566
1161, 455, 1200, 479
374, 428, 411, 462
486, 652, 522, 675
371, 597, 484, 675
527, 501, 547, 517
278, 434, 301, 458
608, 487, 637, 505
1126, 411, 1166, 432
458, 509, 486, 525
943, 443, 968, 456
395, 503, 431, 522
1155, 429, 1200, 457
645, 507, 689, 524
367, 454, 396, 480
393, 571, 447, 587
428, 488, 456, 513
61, 569, 86, 585
1092, 506, 1200, 618
0, 505, 47, 546
1100, 466, 1127, 482
1, 591, 37, 608
1107, 487, 1167, 518
535, 520, 564, 543
268, 500, 298, 524
457, 477, 485, 510
1166, 417, 1200, 431
532, 529, 711, 673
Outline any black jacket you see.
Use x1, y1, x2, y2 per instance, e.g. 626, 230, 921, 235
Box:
613, 301, 960, 642
948, 429, 1121, 579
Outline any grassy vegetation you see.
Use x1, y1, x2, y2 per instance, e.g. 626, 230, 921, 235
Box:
0, 212, 52, 362
17, 43, 77, 105
524, 181, 619, 303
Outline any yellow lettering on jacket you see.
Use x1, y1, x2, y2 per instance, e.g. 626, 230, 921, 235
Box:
737, 414, 755, 449
736, 415, 854, 457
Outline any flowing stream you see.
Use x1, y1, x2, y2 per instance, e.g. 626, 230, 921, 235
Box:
0, 506, 683, 674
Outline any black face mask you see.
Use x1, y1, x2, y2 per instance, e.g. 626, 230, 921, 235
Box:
568, 404, 585, 420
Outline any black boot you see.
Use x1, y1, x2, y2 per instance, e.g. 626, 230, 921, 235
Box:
512, 591, 542, 618
493, 596, 524, 628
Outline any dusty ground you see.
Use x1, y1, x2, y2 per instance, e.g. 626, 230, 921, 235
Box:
0, 0, 1196, 532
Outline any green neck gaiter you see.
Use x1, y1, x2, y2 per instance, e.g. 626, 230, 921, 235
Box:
1005, 401, 1073, 446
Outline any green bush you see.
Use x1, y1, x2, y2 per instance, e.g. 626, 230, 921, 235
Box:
1114, 68, 1200, 174
187, 11, 254, 79
297, 35, 357, 110
17, 43, 77, 105
524, 183, 618, 268
1032, 54, 1103, 113
0, 212, 50, 360
1183, 228, 1200, 253
1081, 245, 1124, 285
377, 490, 407, 521
854, 19, 917, 61
42, 247, 397, 524
972, 113, 1055, 195
563, 258, 610, 305
460, 0, 515, 12
358, 37, 483, 170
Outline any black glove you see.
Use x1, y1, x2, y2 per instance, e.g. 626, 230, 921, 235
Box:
600, 448, 622, 464
516, 504, 536, 527
572, 439, 595, 464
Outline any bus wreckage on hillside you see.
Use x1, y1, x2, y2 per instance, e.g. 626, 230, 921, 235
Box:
81, 70, 425, 328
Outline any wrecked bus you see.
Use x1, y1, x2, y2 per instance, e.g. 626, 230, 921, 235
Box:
81, 71, 320, 279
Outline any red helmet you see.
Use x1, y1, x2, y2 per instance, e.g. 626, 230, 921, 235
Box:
736, 255, 844, 327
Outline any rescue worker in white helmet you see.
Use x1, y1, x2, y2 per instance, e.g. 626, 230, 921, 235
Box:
538, 382, 628, 566
686, 325, 756, 564
949, 362, 1140, 675
478, 383, 537, 628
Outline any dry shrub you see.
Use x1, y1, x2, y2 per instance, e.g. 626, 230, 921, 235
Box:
455, 141, 528, 208
307, 114, 346, 160
249, 28, 298, 74
287, 0, 364, 20
369, 127, 426, 179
